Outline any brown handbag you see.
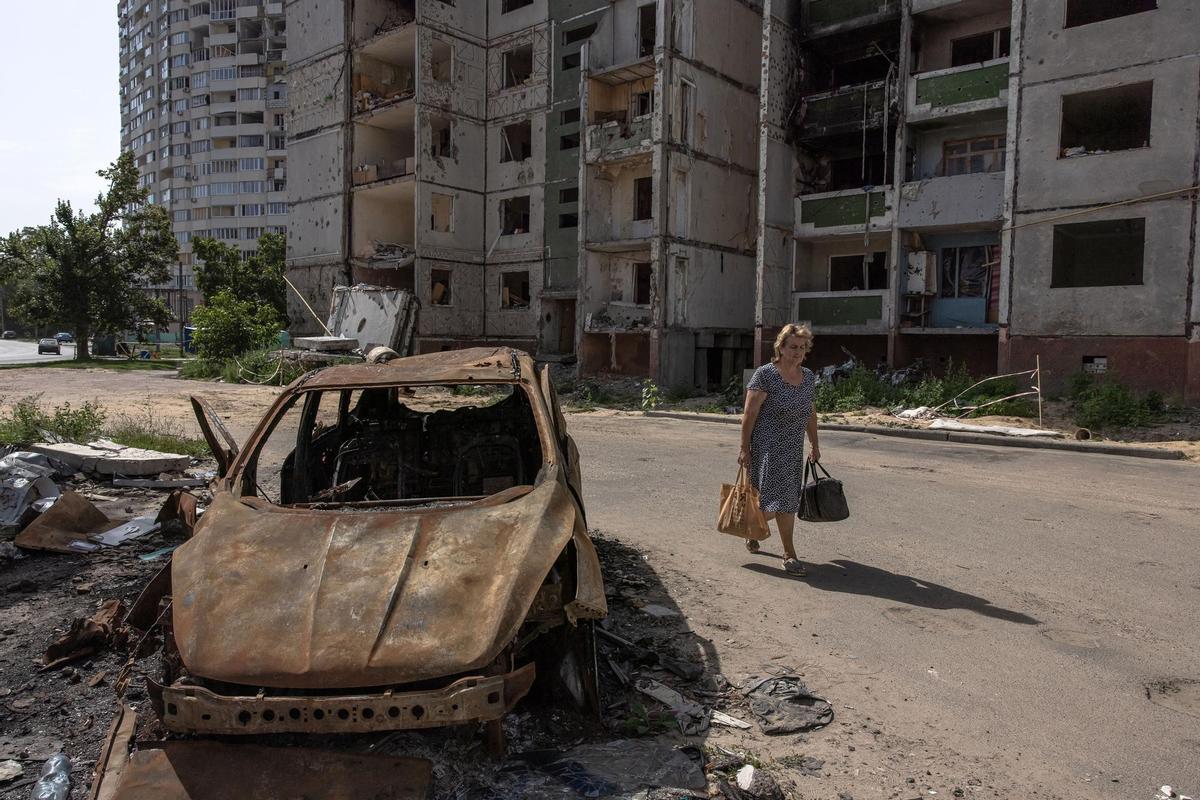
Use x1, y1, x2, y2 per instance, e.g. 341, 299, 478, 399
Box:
718, 467, 771, 541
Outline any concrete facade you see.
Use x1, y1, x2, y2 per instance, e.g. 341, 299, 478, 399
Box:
119, 0, 289, 340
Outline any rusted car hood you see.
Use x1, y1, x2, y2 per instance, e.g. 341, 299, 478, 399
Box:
171, 471, 604, 689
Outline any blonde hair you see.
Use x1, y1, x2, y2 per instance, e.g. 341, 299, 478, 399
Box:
772, 323, 814, 364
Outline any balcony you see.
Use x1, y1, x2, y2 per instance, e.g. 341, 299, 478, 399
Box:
795, 81, 889, 142
803, 0, 898, 38
585, 116, 651, 163
793, 291, 887, 331
795, 188, 892, 237
898, 171, 1004, 229
908, 59, 1009, 124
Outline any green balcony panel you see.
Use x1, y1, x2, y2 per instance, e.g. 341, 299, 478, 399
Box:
916, 62, 1008, 108
808, 0, 888, 27
800, 191, 886, 228
801, 85, 887, 131
796, 295, 883, 326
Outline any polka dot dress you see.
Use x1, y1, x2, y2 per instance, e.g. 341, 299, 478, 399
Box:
747, 362, 816, 514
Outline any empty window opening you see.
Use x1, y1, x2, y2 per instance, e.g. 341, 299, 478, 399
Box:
638, 3, 656, 57
431, 192, 453, 232
1060, 82, 1153, 155
560, 107, 580, 125
431, 39, 452, 82
562, 52, 581, 70
559, 212, 578, 228
501, 195, 531, 235
830, 252, 888, 292
1065, 0, 1156, 28
563, 23, 596, 45
1051, 218, 1145, 288
431, 268, 452, 305
502, 0, 533, 12
634, 262, 652, 305
632, 89, 653, 118
501, 271, 530, 309
940, 246, 991, 298
949, 28, 1010, 67
943, 135, 1006, 176
679, 80, 693, 143
430, 115, 453, 158
500, 120, 532, 162
502, 45, 534, 89
559, 187, 578, 204
829, 53, 893, 88
633, 176, 653, 220
828, 153, 887, 191
560, 132, 580, 150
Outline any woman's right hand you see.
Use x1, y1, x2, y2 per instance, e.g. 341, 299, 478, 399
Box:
738, 447, 750, 467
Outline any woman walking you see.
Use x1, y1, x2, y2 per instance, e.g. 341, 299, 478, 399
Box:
738, 323, 820, 576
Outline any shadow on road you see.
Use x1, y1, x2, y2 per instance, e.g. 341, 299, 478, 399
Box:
743, 558, 1039, 625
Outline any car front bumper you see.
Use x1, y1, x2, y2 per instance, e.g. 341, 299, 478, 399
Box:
154, 662, 536, 735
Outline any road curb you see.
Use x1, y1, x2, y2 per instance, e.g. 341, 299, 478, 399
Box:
641, 410, 1189, 461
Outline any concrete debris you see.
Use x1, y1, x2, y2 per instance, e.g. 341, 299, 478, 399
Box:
42, 599, 126, 670
294, 335, 359, 353
744, 676, 834, 735
928, 419, 1060, 438
734, 765, 785, 800
327, 284, 418, 355
895, 406, 934, 420
0, 759, 22, 783
634, 677, 709, 735
28, 440, 190, 477
710, 709, 752, 729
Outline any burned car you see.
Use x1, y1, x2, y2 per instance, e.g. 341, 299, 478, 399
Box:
135, 348, 605, 755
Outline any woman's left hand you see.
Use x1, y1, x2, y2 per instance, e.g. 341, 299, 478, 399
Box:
809, 444, 821, 463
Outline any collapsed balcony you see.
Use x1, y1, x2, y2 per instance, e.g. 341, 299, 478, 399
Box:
353, 0, 415, 42
584, 62, 655, 163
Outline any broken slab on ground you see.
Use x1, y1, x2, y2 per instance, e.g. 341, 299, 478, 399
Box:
29, 441, 190, 477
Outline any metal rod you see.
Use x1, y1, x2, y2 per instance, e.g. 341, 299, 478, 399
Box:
282, 273, 336, 337
1036, 354, 1044, 428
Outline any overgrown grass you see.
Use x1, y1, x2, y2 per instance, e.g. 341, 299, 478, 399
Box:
0, 358, 178, 372
179, 349, 311, 385
814, 364, 1037, 418
1069, 373, 1165, 430
0, 395, 208, 457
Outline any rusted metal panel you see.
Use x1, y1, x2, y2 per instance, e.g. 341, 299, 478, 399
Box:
107, 741, 432, 800
189, 397, 239, 477
171, 471, 597, 688
158, 663, 535, 735
297, 346, 528, 389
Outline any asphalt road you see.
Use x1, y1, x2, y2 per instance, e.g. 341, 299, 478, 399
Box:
0, 338, 74, 364
569, 413, 1199, 798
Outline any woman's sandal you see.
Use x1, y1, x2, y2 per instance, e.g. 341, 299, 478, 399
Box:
782, 558, 807, 576
745, 539, 760, 553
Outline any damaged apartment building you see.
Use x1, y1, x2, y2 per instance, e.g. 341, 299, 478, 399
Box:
758, 0, 1200, 400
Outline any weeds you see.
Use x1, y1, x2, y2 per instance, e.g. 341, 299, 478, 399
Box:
0, 395, 107, 445
1069, 373, 1165, 430
179, 349, 311, 385
813, 364, 1037, 418
640, 380, 663, 410
106, 405, 210, 457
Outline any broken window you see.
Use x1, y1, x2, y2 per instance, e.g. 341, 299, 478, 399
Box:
431, 192, 453, 232
1065, 0, 1156, 27
949, 28, 1010, 66
560, 132, 580, 150
430, 115, 453, 158
632, 88, 653, 118
431, 268, 451, 305
634, 262, 652, 305
501, 271, 530, 309
563, 23, 596, 45
560, 107, 580, 125
943, 135, 1006, 176
431, 39, 452, 83
501, 195, 531, 235
633, 176, 653, 220
829, 252, 888, 292
562, 52, 581, 70
638, 3, 656, 57
559, 187, 578, 203
1051, 218, 1145, 287
940, 246, 990, 298
501, 0, 532, 12
559, 212, 578, 228
1060, 82, 1153, 155
678, 80, 693, 143
500, 120, 532, 163
502, 44, 533, 89
828, 153, 887, 191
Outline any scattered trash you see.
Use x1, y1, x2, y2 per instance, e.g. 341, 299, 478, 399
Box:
710, 709, 752, 730
744, 676, 834, 734
635, 677, 709, 735
14, 491, 112, 554
138, 545, 179, 561
0, 541, 24, 563
29, 440, 189, 477
640, 604, 680, 618
112, 477, 208, 489
506, 739, 707, 798
894, 406, 934, 420
928, 419, 1060, 438
42, 599, 126, 670
28, 753, 70, 800
1158, 786, 1195, 800
734, 764, 785, 800
0, 451, 63, 528
0, 759, 22, 783
89, 517, 160, 547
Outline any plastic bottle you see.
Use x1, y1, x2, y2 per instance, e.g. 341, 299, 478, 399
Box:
29, 753, 70, 800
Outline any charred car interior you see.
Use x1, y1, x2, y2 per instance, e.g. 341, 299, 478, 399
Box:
95, 349, 605, 795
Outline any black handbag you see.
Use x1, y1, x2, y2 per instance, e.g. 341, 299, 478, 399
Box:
799, 460, 849, 522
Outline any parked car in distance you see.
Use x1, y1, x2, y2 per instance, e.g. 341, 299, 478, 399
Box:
1, 331, 15, 339
54, 332, 74, 343
38, 338, 61, 355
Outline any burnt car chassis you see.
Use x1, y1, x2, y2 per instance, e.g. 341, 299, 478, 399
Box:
103, 349, 606, 793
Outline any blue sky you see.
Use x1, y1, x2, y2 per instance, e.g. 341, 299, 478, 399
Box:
0, 1, 119, 234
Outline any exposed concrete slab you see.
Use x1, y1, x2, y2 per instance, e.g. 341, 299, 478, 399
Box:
29, 441, 191, 477
294, 336, 361, 352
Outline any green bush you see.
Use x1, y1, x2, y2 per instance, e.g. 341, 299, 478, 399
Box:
1070, 373, 1165, 430
0, 395, 107, 445
813, 363, 1037, 418
191, 290, 281, 362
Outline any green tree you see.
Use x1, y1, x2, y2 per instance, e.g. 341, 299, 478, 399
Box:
193, 231, 288, 322
0, 152, 175, 359
190, 289, 281, 361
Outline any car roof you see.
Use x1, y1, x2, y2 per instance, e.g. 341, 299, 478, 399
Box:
292, 347, 535, 391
